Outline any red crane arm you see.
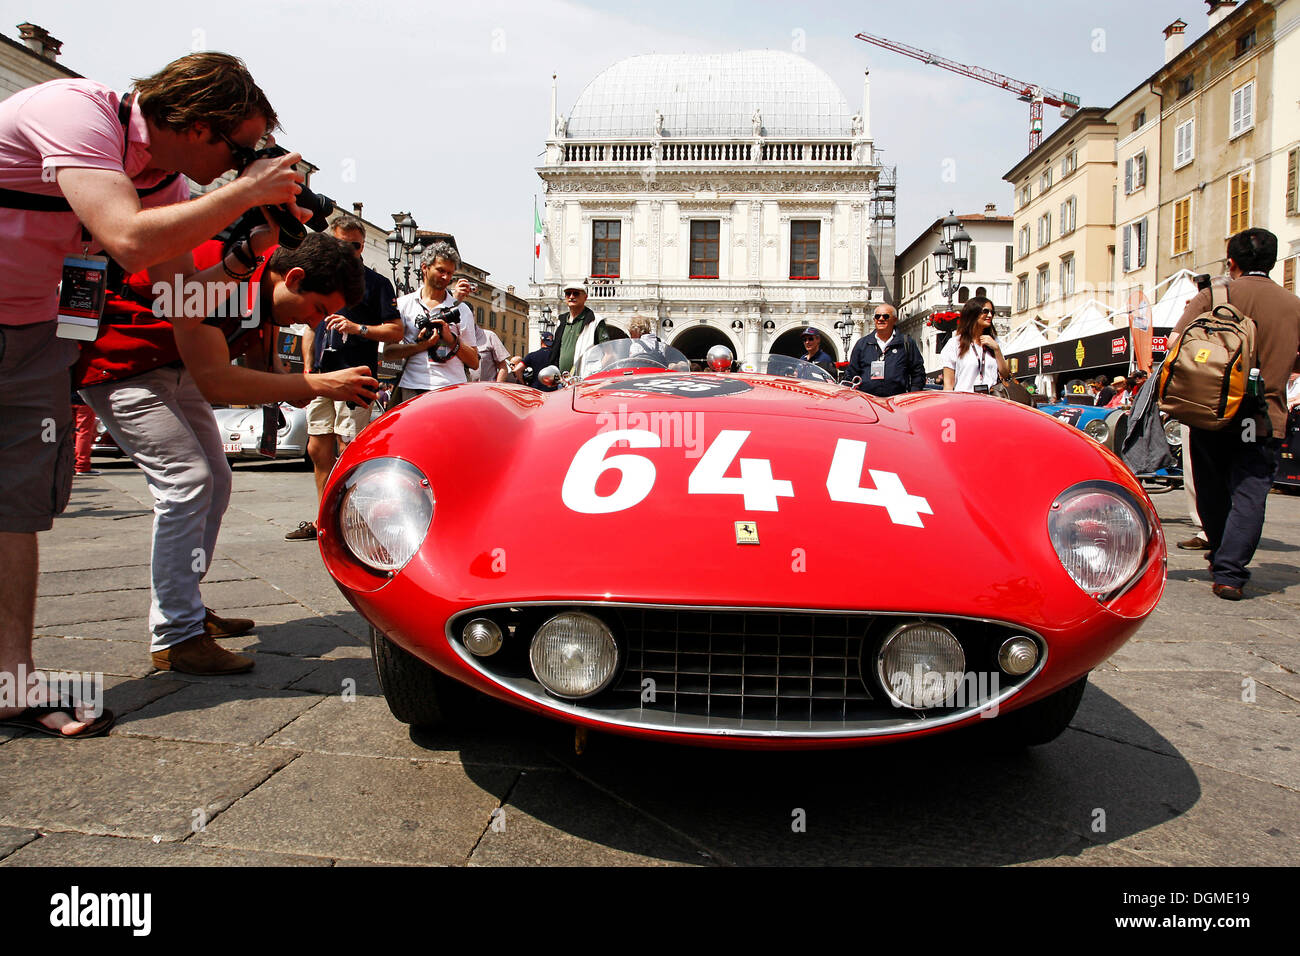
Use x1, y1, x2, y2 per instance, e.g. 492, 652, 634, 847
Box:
853, 32, 1073, 108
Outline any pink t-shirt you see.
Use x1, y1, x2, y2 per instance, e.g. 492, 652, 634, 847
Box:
0, 79, 191, 326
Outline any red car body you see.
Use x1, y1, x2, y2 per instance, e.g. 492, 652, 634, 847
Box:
320, 367, 1166, 750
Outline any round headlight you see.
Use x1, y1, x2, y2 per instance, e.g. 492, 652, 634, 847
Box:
1048, 484, 1147, 595
463, 619, 503, 657
1163, 417, 1182, 447
1083, 418, 1109, 442
876, 622, 966, 710
529, 612, 619, 699
338, 459, 433, 572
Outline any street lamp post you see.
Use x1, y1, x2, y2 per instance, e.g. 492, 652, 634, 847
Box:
931, 210, 972, 309
834, 306, 855, 359
388, 213, 421, 294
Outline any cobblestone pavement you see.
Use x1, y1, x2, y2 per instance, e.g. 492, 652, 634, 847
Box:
1, 458, 1296, 866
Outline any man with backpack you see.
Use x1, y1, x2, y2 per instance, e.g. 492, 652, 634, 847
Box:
1167, 229, 1300, 600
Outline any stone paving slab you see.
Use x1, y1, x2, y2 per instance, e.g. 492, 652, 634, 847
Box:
0, 826, 38, 860
264, 695, 560, 771
1109, 641, 1293, 676
468, 768, 700, 866
37, 560, 254, 597
287, 657, 382, 697
231, 620, 371, 660
35, 590, 151, 628
194, 752, 515, 865
0, 736, 293, 842
0, 831, 332, 867
31, 636, 154, 679
118, 683, 323, 746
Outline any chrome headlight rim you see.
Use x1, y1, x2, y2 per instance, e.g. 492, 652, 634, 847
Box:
874, 621, 967, 711
337, 457, 434, 573
528, 611, 621, 700
1083, 418, 1110, 442
1047, 480, 1151, 601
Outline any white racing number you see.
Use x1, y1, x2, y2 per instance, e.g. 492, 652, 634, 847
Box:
687, 429, 793, 512
561, 430, 933, 526
562, 429, 661, 514
826, 439, 933, 528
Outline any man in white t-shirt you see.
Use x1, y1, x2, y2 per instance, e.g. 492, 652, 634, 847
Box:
386, 242, 479, 402
472, 328, 512, 382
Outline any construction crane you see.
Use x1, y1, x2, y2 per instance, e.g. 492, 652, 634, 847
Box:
854, 32, 1080, 151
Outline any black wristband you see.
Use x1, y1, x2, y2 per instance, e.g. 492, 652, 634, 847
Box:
230, 240, 258, 269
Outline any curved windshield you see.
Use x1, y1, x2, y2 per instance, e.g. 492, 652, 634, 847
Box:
576, 338, 691, 378
738, 353, 836, 383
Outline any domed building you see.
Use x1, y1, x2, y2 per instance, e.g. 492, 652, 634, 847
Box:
530, 51, 894, 365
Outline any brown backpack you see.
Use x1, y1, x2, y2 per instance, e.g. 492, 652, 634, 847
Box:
1157, 282, 1256, 430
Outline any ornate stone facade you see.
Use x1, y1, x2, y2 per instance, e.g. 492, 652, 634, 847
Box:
529, 52, 891, 363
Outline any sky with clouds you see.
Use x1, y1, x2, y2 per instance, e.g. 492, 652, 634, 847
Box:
2, 0, 1202, 289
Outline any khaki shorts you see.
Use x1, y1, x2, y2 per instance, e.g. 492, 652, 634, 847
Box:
0, 323, 79, 533
306, 394, 370, 442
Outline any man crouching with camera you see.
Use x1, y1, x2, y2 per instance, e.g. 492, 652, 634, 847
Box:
78, 233, 374, 676
385, 241, 479, 404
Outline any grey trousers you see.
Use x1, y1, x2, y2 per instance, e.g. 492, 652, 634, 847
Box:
81, 367, 232, 651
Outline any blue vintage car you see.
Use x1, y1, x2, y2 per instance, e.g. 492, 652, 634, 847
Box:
1037, 397, 1183, 483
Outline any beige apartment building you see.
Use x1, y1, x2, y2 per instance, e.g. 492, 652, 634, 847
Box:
1004, 108, 1118, 337
1108, 64, 1166, 316
1154, 0, 1295, 285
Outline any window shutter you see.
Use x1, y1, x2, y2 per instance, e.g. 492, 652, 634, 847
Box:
1244, 83, 1253, 127
1122, 226, 1131, 272
1287, 149, 1298, 216
1006, 244, 1013, 272
1124, 157, 1133, 193
1137, 153, 1146, 188
1137, 219, 1148, 268
1283, 257, 1295, 293
968, 244, 976, 271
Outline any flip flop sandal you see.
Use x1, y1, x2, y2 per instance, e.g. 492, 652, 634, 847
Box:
0, 703, 115, 739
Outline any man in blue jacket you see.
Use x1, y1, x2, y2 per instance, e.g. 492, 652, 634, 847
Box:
847, 304, 925, 397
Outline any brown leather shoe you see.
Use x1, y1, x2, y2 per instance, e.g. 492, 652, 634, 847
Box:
1212, 583, 1245, 601
1176, 536, 1210, 550
152, 635, 254, 675
204, 607, 254, 638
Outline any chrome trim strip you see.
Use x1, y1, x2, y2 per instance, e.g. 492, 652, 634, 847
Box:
442, 603, 1048, 739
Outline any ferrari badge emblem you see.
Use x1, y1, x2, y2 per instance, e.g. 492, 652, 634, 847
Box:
735, 521, 760, 545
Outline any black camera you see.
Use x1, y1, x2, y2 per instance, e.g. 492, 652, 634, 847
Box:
415, 304, 461, 340
220, 143, 335, 250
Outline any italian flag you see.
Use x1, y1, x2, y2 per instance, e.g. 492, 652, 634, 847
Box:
534, 204, 543, 259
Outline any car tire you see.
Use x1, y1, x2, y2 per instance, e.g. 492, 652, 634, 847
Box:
371, 625, 473, 728
987, 675, 1088, 748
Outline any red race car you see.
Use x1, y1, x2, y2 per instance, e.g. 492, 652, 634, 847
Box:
319, 340, 1166, 750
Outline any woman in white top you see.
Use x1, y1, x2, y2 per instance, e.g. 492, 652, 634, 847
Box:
941, 296, 1010, 392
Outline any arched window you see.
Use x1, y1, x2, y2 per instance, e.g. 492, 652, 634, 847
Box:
957, 286, 970, 304
975, 286, 987, 299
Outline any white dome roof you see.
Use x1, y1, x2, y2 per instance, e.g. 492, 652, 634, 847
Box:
565, 51, 855, 139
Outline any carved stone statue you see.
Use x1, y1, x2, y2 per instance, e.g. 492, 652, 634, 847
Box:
751, 107, 763, 136
850, 112, 863, 136
554, 113, 567, 137
653, 110, 664, 135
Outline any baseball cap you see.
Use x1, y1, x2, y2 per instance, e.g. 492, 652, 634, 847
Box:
540, 331, 554, 343
561, 280, 587, 294
800, 327, 820, 338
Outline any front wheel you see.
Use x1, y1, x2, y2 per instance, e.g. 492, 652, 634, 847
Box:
986, 675, 1088, 748
371, 626, 474, 728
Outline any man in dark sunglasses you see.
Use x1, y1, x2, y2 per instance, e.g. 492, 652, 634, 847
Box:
847, 303, 926, 397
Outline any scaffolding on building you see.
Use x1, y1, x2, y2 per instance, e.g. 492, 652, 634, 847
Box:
869, 165, 896, 305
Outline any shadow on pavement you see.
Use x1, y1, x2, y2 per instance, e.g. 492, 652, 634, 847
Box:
432, 681, 1202, 866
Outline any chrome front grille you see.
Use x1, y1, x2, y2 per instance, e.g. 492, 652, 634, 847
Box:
446, 604, 1044, 738
605, 609, 876, 722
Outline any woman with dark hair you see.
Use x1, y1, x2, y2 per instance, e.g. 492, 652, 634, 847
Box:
940, 296, 1009, 392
